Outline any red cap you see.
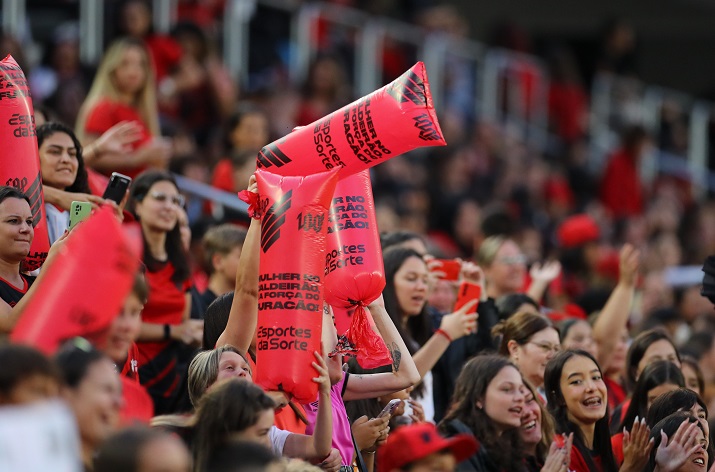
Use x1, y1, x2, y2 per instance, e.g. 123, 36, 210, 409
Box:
378, 423, 478, 472
557, 214, 600, 248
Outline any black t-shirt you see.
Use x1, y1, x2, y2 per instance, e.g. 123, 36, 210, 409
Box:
0, 273, 35, 307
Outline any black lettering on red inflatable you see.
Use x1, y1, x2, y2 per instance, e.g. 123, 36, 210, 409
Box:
261, 190, 293, 253
385, 69, 427, 106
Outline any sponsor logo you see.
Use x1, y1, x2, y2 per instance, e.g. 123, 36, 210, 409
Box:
260, 190, 292, 252
385, 70, 427, 106
257, 142, 292, 169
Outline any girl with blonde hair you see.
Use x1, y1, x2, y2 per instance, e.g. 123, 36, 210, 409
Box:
76, 37, 170, 178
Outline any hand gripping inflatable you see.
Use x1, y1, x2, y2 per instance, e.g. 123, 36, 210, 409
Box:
324, 171, 391, 368
254, 168, 339, 403
0, 55, 50, 271
257, 62, 445, 177
11, 206, 142, 355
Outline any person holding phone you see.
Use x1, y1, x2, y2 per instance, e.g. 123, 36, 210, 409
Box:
127, 170, 202, 414
382, 246, 479, 423
37, 122, 95, 244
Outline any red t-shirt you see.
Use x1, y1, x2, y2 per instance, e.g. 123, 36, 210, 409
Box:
83, 98, 152, 178
144, 35, 182, 83
600, 149, 644, 218
605, 376, 627, 413
137, 262, 189, 363
211, 159, 235, 193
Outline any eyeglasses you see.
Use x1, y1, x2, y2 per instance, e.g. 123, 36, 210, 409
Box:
495, 255, 527, 266
527, 341, 561, 354
149, 191, 185, 207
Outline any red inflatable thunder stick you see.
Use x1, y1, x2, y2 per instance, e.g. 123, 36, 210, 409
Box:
11, 206, 142, 355
257, 62, 445, 177
254, 168, 340, 403
0, 55, 50, 271
324, 170, 391, 368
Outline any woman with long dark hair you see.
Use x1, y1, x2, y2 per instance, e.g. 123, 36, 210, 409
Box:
439, 354, 573, 471
127, 170, 202, 414
37, 122, 92, 244
382, 246, 478, 422
610, 328, 682, 426
544, 350, 651, 471
646, 389, 714, 470
611, 360, 684, 464
645, 413, 708, 472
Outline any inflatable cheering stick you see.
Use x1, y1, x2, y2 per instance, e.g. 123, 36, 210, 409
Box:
0, 55, 50, 271
325, 171, 391, 368
12, 206, 142, 354
254, 168, 340, 403
257, 62, 445, 177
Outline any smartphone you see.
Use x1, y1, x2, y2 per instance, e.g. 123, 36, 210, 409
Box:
432, 259, 461, 281
68, 201, 92, 230
554, 433, 566, 448
102, 172, 132, 205
453, 281, 481, 314
377, 399, 402, 419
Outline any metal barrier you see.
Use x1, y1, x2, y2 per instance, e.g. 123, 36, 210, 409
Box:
79, 0, 103, 64
589, 73, 715, 197
422, 33, 484, 119
153, 0, 178, 34
2, 0, 26, 40
481, 48, 549, 150
223, 0, 256, 86
292, 2, 370, 90
172, 174, 249, 218
26, 0, 715, 201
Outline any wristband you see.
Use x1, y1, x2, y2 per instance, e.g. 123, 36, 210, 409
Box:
435, 328, 452, 342
163, 324, 171, 341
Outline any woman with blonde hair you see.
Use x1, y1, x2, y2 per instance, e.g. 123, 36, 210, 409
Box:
76, 37, 170, 178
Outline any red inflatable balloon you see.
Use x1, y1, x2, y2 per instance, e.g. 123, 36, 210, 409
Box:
254, 168, 339, 403
0, 55, 50, 271
324, 171, 390, 368
257, 62, 445, 177
11, 206, 142, 355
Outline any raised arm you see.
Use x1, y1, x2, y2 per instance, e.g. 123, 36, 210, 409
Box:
343, 296, 420, 401
593, 244, 639, 369
282, 351, 333, 459
216, 177, 260, 352
410, 299, 478, 378
526, 260, 562, 304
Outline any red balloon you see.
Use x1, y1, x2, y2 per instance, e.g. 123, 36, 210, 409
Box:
257, 62, 445, 177
324, 171, 390, 369
0, 55, 50, 271
254, 168, 340, 403
11, 206, 142, 355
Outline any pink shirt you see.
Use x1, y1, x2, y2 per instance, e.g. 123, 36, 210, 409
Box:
303, 373, 354, 465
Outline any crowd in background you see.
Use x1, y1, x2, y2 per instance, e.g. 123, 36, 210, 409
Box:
2, 0, 715, 471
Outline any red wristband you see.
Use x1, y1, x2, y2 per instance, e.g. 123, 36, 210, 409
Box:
435, 328, 452, 342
